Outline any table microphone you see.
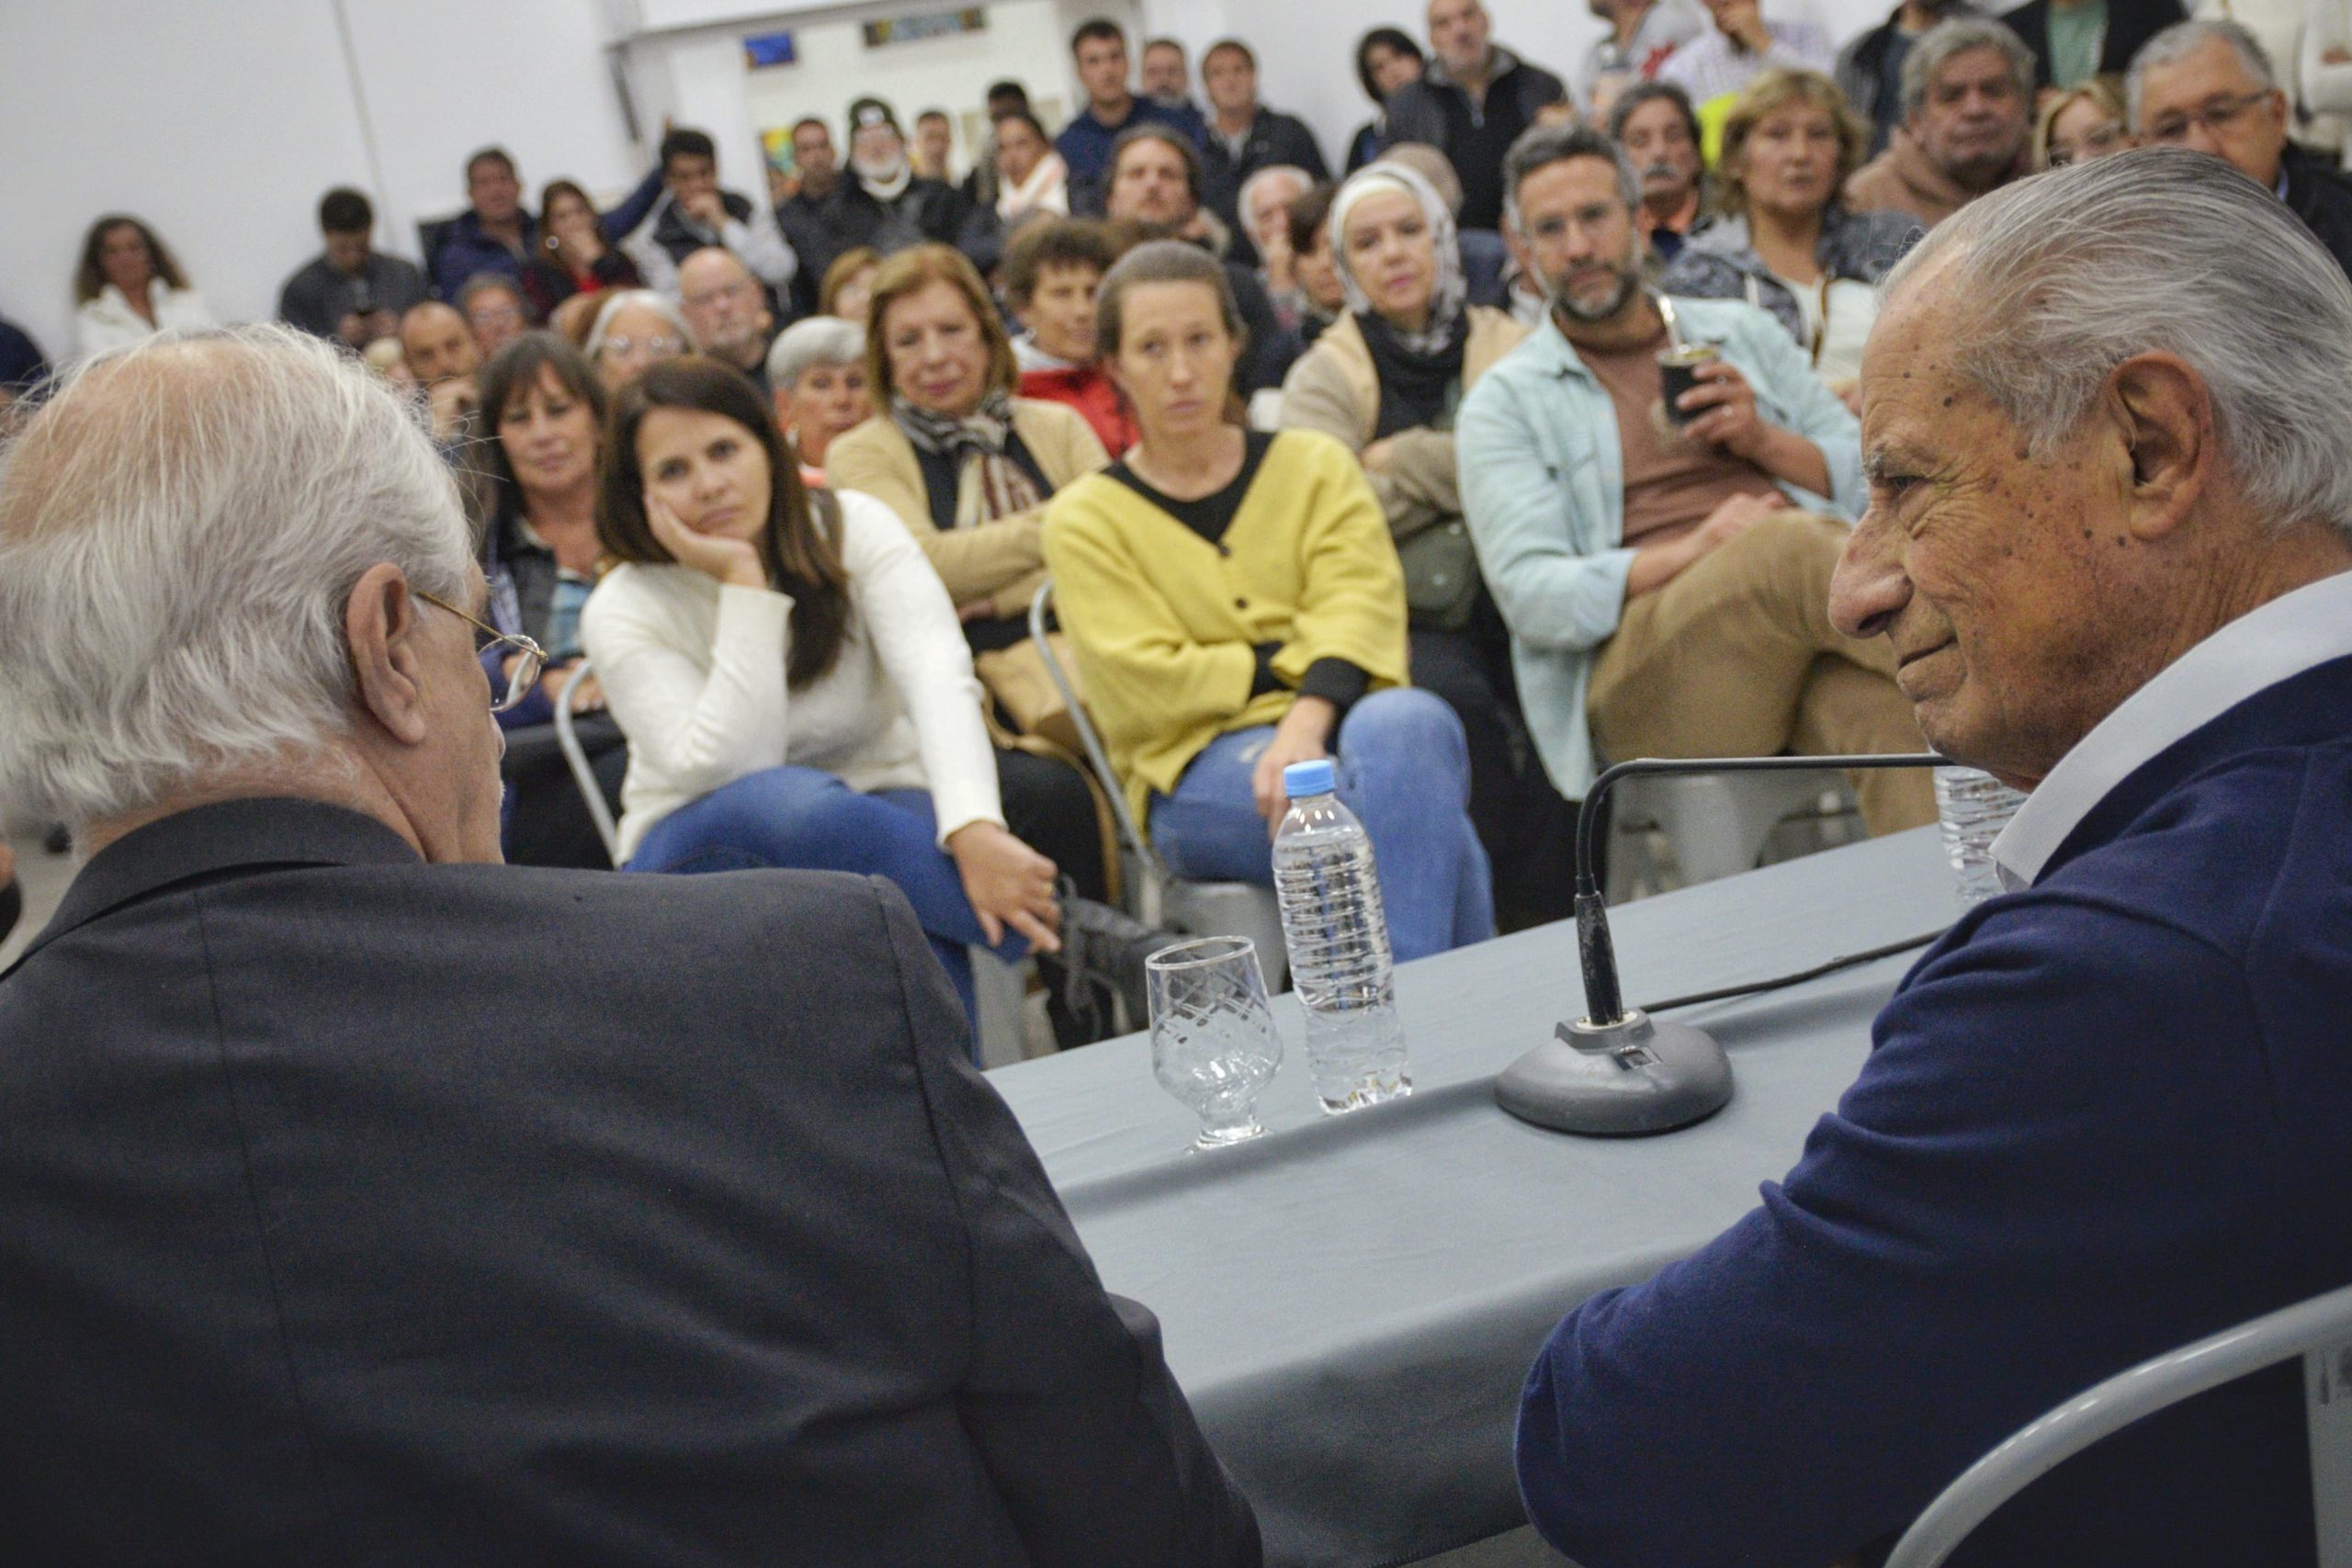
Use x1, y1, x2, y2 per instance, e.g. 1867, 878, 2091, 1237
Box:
1495, 752, 1946, 1136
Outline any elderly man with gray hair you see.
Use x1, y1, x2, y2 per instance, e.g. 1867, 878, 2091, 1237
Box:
1844, 15, 2035, 227
2130, 16, 2352, 276
0, 328, 1260, 1561
1520, 147, 2352, 1566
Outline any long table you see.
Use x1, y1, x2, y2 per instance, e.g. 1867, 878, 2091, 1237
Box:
990, 827, 1960, 1568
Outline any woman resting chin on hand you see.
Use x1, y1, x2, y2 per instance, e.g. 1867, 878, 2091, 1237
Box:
581, 358, 1060, 1035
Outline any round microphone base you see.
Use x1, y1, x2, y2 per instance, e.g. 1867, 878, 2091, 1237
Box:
1495, 1009, 1733, 1136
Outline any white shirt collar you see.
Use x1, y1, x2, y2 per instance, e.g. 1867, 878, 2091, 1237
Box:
1992, 569, 2352, 890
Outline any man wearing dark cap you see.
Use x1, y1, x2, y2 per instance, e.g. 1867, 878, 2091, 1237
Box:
816, 96, 970, 260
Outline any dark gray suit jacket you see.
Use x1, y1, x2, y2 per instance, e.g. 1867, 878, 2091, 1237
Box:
0, 797, 1260, 1566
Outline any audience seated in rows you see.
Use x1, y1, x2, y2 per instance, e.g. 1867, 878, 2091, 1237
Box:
773, 116, 845, 317
1199, 39, 1330, 267
473, 333, 625, 871
764, 316, 873, 485
518, 178, 645, 320
1278, 161, 1569, 919
1139, 37, 1214, 147
73, 214, 215, 357
581, 358, 1063, 1028
1660, 0, 1837, 130
0, 326, 1258, 1563
821, 245, 1114, 991
278, 186, 424, 349
2131, 17, 2352, 276
1380, 0, 1567, 231
583, 288, 695, 393
1577, 0, 1707, 120
1273, 181, 1350, 344
1237, 164, 1314, 309
1521, 143, 2352, 1568
2033, 74, 2132, 169
458, 271, 533, 358
1458, 123, 1935, 835
678, 248, 776, 398
1057, 20, 1204, 215
1101, 124, 1305, 395
2008, 0, 2184, 89
1610, 80, 1710, 267
1347, 28, 1426, 174
1834, 0, 1982, 155
397, 299, 481, 443
625, 127, 797, 302
1664, 69, 1922, 403
1843, 16, 2033, 228
1046, 242, 1495, 959
821, 98, 971, 267
1002, 220, 1134, 456
819, 245, 882, 321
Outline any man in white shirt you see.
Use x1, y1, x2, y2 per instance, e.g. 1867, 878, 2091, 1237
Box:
1658, 0, 1836, 112
625, 127, 797, 302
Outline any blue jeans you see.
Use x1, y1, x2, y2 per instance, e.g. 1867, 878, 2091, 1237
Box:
626, 765, 1024, 1032
1148, 688, 1496, 961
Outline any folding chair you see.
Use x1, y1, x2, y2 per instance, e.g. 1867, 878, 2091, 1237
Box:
1887, 1281, 2352, 1568
551, 658, 620, 867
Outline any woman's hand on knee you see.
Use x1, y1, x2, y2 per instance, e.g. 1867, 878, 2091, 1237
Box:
1251, 697, 1338, 831
946, 821, 1062, 953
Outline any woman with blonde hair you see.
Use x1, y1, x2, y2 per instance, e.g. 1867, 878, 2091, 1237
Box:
819, 247, 884, 322
1661, 68, 1920, 402
2032, 77, 2133, 170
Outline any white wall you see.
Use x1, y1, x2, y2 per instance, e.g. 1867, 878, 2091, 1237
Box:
1, 0, 1937, 363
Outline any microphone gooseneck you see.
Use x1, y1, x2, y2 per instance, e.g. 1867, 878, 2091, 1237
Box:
1498, 751, 1947, 1136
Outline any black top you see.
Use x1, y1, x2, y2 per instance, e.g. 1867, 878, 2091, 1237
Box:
0, 797, 1261, 1564
1105, 431, 1369, 715
910, 430, 1054, 653
2004, 0, 2184, 88
2284, 144, 2352, 281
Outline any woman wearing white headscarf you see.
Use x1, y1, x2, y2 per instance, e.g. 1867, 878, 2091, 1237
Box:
1278, 160, 1566, 921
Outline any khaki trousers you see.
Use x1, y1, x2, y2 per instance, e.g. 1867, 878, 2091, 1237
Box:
1588, 512, 1937, 835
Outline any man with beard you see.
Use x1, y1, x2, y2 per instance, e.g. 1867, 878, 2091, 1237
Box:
1456, 121, 1933, 833
1846, 17, 2034, 228
1608, 80, 1708, 266
818, 98, 969, 263
1381, 0, 1567, 231
1138, 38, 1213, 147
677, 249, 776, 399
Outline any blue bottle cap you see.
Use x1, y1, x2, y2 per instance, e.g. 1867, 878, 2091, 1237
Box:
1283, 759, 1337, 798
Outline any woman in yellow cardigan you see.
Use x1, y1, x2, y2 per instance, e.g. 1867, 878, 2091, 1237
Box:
1045, 242, 1493, 960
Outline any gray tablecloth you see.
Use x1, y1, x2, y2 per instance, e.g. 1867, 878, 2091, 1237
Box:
991, 827, 1959, 1568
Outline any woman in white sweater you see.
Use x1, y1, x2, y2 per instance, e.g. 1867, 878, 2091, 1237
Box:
72, 215, 216, 358
582, 357, 1061, 1024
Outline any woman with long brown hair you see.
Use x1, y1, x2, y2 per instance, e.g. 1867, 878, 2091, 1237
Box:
72, 214, 216, 355
582, 357, 1061, 1025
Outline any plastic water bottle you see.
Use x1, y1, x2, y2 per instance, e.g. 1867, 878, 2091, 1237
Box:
1934, 767, 2027, 904
1271, 760, 1410, 1113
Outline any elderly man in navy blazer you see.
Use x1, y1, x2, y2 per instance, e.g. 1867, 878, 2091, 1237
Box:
1518, 148, 2352, 1566
0, 326, 1260, 1566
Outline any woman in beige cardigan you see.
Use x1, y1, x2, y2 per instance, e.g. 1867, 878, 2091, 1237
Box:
825, 244, 1114, 1025
1277, 161, 1564, 920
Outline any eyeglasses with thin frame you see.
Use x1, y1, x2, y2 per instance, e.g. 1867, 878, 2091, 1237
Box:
2143, 89, 2273, 147
415, 589, 546, 713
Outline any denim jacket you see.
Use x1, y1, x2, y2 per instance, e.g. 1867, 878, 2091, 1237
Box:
1456, 296, 1863, 797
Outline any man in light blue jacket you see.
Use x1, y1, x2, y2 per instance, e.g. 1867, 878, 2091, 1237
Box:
1459, 122, 1933, 832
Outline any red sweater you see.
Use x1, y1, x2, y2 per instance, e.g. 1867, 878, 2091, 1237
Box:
1017, 364, 1136, 457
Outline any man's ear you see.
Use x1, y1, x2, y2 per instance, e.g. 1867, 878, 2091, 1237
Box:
2107, 351, 2212, 546
345, 562, 433, 747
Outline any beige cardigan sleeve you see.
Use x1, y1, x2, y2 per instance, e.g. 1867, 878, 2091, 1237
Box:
824, 405, 1107, 620
1279, 343, 1458, 543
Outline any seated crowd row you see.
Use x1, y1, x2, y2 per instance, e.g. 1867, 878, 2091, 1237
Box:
9, 11, 2351, 1042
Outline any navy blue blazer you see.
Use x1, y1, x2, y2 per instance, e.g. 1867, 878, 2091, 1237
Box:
0, 798, 1260, 1566
1520, 654, 2352, 1566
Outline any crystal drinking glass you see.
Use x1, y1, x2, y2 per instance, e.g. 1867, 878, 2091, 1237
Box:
1148, 936, 1284, 1150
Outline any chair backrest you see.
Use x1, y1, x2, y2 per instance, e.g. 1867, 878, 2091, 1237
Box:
550, 658, 621, 867
1886, 1280, 2352, 1568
